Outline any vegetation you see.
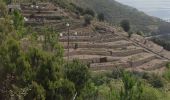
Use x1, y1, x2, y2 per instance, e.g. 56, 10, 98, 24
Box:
97, 13, 105, 21
152, 37, 170, 51
71, 0, 170, 35
84, 14, 93, 26
1, 0, 170, 100
120, 20, 130, 32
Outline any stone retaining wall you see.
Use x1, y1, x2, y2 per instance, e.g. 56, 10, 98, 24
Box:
131, 55, 156, 67
62, 42, 133, 50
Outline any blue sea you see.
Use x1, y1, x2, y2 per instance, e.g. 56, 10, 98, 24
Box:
115, 0, 170, 21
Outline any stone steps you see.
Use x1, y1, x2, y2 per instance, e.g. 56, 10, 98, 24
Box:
60, 40, 132, 49
64, 48, 144, 57
120, 52, 156, 67
22, 10, 56, 14
64, 55, 119, 64
59, 36, 125, 42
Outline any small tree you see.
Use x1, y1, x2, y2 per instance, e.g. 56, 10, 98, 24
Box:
120, 20, 130, 32
84, 14, 93, 26
97, 13, 105, 21
84, 8, 95, 17
64, 60, 90, 95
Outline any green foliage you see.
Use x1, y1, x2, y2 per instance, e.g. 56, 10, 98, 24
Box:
12, 10, 24, 30
70, 2, 84, 15
43, 27, 60, 51
152, 36, 170, 51
97, 13, 105, 21
166, 62, 170, 69
0, 38, 32, 83
84, 14, 93, 26
163, 69, 170, 81
80, 82, 98, 100
72, 0, 170, 35
119, 72, 143, 100
25, 81, 46, 100
3, 0, 12, 4
52, 79, 75, 100
148, 74, 164, 88
83, 8, 95, 17
112, 67, 124, 79
140, 86, 161, 100
0, 0, 8, 17
120, 20, 130, 32
65, 60, 90, 94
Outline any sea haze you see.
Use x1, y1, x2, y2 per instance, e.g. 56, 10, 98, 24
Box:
115, 0, 170, 21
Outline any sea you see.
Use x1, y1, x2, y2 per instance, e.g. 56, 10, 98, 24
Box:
115, 0, 170, 22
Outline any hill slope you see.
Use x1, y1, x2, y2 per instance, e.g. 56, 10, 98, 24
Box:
20, 2, 170, 73
71, 0, 169, 35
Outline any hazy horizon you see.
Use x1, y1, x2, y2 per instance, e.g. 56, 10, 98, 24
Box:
115, 0, 170, 21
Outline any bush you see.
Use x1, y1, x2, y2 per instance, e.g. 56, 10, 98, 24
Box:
163, 69, 170, 81
148, 74, 164, 88
84, 14, 93, 26
64, 60, 90, 94
119, 71, 143, 100
84, 8, 95, 17
112, 67, 123, 79
97, 13, 105, 21
120, 19, 130, 32
140, 86, 161, 100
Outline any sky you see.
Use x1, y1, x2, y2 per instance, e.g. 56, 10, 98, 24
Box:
115, 0, 170, 20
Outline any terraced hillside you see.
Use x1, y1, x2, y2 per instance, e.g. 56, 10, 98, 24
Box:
20, 3, 170, 74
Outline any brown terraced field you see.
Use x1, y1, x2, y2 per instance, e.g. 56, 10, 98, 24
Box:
20, 2, 170, 74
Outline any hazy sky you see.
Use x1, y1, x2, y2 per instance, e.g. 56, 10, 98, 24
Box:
115, 0, 170, 20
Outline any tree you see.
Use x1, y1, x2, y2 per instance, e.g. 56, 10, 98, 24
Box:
84, 8, 95, 17
84, 14, 93, 26
0, 38, 32, 99
97, 13, 105, 21
64, 60, 90, 95
120, 20, 130, 32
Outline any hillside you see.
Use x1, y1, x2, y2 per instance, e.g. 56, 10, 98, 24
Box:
17, 1, 170, 73
71, 0, 170, 35
1, 0, 170, 99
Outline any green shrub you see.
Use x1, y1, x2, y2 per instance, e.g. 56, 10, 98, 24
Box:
119, 71, 143, 100
112, 67, 123, 79
120, 19, 130, 32
97, 13, 105, 21
84, 8, 95, 17
140, 86, 161, 100
84, 14, 93, 26
163, 69, 170, 81
148, 74, 164, 88
166, 62, 170, 69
